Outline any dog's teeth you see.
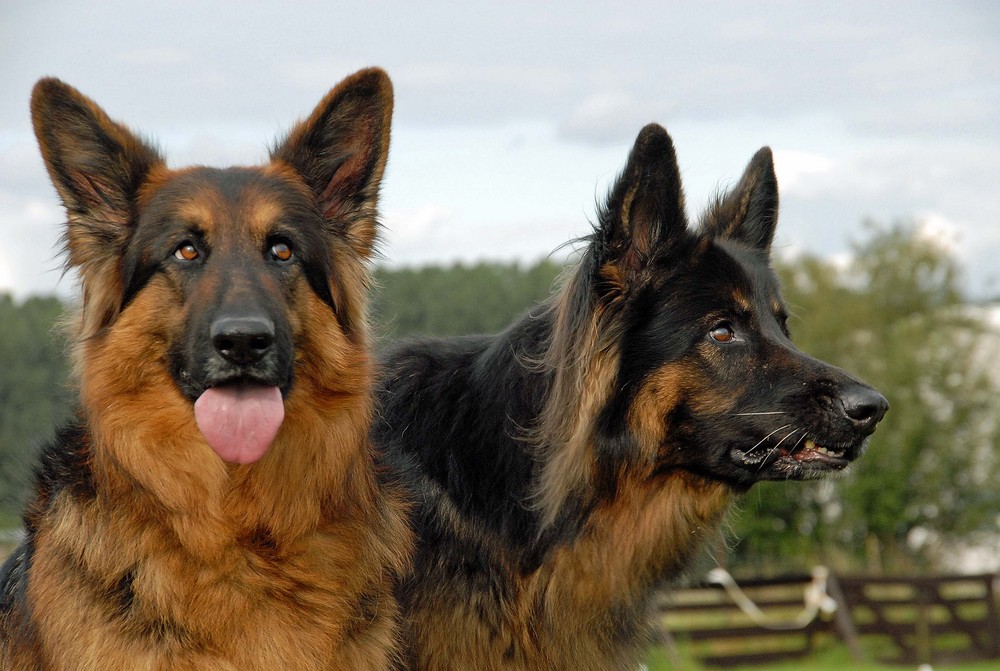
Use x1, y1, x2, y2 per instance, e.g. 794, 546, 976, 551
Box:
804, 441, 845, 459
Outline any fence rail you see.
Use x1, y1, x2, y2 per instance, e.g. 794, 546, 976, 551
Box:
838, 573, 1000, 665
659, 571, 999, 667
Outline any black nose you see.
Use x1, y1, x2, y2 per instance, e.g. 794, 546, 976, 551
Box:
210, 315, 275, 365
839, 383, 889, 434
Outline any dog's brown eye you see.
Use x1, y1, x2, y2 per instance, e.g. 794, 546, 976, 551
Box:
270, 241, 293, 262
174, 243, 199, 261
709, 323, 735, 343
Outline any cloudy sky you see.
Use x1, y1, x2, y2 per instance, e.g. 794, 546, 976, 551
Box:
1, 1, 998, 299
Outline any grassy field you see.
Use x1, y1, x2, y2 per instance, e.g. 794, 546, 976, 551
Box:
645, 641, 1000, 670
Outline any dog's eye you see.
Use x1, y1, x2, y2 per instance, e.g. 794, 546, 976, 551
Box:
709, 323, 736, 343
174, 242, 199, 262
269, 241, 293, 262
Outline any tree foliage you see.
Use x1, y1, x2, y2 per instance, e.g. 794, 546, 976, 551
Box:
0, 295, 72, 522
730, 222, 1000, 574
372, 260, 563, 343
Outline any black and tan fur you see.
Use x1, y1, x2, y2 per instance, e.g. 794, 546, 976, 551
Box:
0, 69, 411, 670
375, 124, 888, 670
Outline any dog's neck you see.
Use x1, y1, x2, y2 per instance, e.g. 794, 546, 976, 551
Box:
487, 317, 736, 665
460, 318, 735, 668
521, 471, 732, 667
545, 470, 731, 602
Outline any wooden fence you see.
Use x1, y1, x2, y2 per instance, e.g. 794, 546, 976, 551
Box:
838, 573, 1000, 665
659, 571, 999, 667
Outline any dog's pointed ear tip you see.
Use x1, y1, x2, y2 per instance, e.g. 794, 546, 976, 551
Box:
751, 146, 775, 168
31, 77, 76, 108
625, 124, 679, 175
634, 123, 675, 149
342, 67, 394, 98
354, 66, 391, 82
33, 76, 67, 93
637, 122, 668, 137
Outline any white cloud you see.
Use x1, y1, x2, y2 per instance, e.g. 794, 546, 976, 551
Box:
916, 212, 963, 256
1, 0, 998, 299
848, 95, 998, 136
828, 250, 854, 274
394, 63, 568, 94
118, 46, 190, 66
282, 57, 373, 91
558, 91, 676, 144
384, 203, 456, 245
848, 36, 986, 94
0, 195, 67, 299
773, 150, 834, 195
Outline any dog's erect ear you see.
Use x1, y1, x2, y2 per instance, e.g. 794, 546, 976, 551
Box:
702, 147, 778, 253
31, 78, 164, 336
595, 123, 688, 290
272, 68, 393, 259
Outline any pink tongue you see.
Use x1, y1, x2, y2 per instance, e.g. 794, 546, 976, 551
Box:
194, 384, 284, 464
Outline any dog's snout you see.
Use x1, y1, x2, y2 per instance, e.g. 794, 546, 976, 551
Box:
839, 383, 889, 434
210, 315, 275, 365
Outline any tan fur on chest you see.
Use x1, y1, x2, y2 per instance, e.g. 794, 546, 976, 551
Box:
27, 462, 401, 671
405, 474, 731, 671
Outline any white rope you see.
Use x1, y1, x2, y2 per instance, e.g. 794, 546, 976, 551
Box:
704, 566, 838, 631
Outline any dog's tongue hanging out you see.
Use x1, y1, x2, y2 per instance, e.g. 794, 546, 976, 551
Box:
194, 384, 285, 464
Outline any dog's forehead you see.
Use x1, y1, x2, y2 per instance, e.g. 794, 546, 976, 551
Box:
143, 166, 313, 239
712, 239, 783, 311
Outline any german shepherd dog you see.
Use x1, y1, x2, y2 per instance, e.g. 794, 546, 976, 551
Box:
0, 69, 410, 669
375, 124, 888, 670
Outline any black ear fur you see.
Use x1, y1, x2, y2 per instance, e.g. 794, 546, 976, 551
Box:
593, 123, 688, 290
31, 78, 163, 228
702, 147, 778, 253
31, 78, 164, 335
271, 67, 393, 259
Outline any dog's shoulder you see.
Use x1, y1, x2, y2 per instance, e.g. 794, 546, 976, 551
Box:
0, 421, 90, 651
25, 419, 95, 522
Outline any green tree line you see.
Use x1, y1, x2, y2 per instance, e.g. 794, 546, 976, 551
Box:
1, 223, 997, 572
0, 294, 72, 524
372, 260, 563, 343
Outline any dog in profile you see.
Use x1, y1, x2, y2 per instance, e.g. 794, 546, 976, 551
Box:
0, 69, 411, 670
375, 124, 888, 670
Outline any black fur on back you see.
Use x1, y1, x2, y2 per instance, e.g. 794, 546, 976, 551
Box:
375, 317, 563, 572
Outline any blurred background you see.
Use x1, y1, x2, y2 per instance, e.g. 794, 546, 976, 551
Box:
1, 0, 998, 616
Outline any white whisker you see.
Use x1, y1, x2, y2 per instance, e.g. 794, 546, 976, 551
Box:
746, 424, 791, 454
730, 411, 787, 416
757, 427, 803, 472
773, 428, 803, 451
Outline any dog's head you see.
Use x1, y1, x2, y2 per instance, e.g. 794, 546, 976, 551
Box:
31, 70, 392, 465
585, 124, 887, 491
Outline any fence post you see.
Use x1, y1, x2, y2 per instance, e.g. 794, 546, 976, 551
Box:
915, 579, 933, 665
985, 574, 1000, 659
825, 572, 865, 664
